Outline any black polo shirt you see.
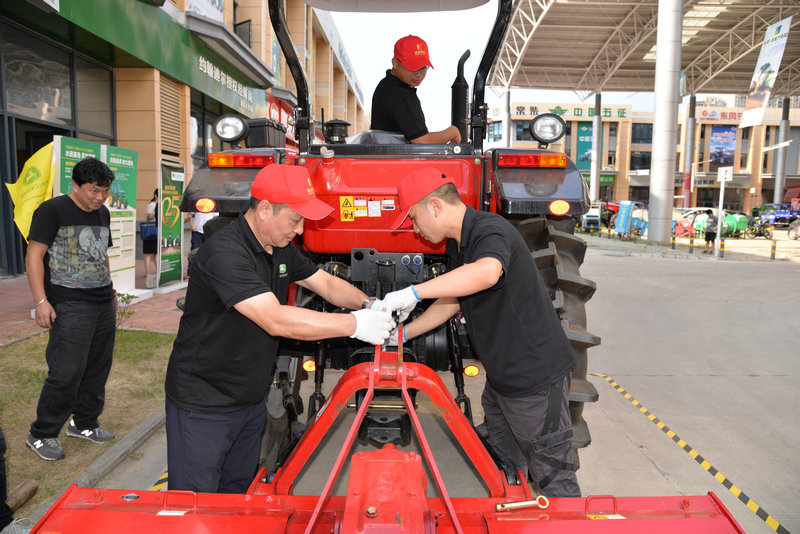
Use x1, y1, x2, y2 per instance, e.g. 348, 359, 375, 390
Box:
446, 207, 576, 397
370, 70, 428, 141
165, 213, 318, 413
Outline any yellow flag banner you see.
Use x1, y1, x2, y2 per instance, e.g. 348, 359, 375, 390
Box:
5, 143, 55, 242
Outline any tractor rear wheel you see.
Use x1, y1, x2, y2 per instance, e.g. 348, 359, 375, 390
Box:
514, 216, 600, 468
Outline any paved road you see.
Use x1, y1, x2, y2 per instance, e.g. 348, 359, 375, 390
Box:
579, 252, 799, 534
92, 252, 799, 533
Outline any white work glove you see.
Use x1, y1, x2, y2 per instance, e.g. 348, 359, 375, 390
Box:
386, 326, 407, 347
380, 285, 422, 322
350, 309, 394, 345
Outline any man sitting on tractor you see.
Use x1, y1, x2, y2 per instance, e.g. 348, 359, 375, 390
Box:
370, 35, 461, 144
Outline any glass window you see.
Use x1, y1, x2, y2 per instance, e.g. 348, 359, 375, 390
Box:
3, 25, 72, 126
631, 123, 653, 144
488, 121, 502, 143
739, 127, 750, 169
630, 151, 651, 170
515, 120, 532, 141
76, 56, 113, 136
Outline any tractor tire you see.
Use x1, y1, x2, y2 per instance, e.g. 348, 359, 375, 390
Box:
514, 216, 600, 464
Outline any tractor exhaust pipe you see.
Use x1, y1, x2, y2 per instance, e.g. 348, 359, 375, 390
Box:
451, 50, 471, 143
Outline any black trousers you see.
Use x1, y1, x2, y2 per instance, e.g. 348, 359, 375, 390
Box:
482, 374, 581, 497
30, 299, 116, 438
0, 426, 14, 530
166, 398, 265, 494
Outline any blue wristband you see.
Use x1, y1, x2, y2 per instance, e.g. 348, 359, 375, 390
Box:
410, 284, 421, 301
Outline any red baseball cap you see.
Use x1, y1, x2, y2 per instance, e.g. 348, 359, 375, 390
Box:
251, 164, 333, 221
392, 167, 455, 229
394, 35, 434, 72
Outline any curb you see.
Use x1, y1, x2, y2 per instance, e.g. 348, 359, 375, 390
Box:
29, 408, 166, 525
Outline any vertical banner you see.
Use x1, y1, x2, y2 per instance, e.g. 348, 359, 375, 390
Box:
159, 160, 185, 286
708, 125, 737, 173
740, 17, 792, 128
576, 121, 594, 171
102, 145, 138, 293
52, 136, 102, 196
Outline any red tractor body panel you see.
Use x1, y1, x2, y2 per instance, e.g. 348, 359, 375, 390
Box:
301, 156, 482, 254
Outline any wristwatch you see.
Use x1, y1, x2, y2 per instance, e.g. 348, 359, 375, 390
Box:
361, 297, 376, 309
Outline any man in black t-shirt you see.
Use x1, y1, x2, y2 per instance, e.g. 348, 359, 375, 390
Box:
164, 164, 394, 494
379, 167, 580, 497
370, 35, 461, 144
25, 157, 117, 462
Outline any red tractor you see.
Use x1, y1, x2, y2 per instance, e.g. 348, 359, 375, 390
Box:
32, 1, 743, 532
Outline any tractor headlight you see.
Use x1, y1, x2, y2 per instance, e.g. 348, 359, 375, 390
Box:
529, 113, 566, 145
214, 114, 249, 145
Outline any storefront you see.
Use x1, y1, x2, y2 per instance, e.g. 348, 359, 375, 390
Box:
0, 0, 273, 277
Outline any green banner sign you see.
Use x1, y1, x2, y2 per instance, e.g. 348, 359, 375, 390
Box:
53, 137, 102, 196
103, 145, 138, 292
159, 160, 185, 286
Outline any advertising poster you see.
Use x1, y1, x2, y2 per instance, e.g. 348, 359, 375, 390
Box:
52, 136, 102, 196
159, 160, 185, 286
708, 125, 737, 173
740, 17, 792, 128
102, 145, 138, 293
576, 122, 604, 172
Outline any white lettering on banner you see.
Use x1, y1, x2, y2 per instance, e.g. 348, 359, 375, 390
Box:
198, 55, 255, 114
65, 150, 95, 159
109, 156, 134, 167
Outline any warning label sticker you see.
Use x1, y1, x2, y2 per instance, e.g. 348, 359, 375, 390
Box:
339, 196, 396, 221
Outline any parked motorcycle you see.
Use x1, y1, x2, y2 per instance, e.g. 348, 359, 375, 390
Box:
745, 217, 774, 239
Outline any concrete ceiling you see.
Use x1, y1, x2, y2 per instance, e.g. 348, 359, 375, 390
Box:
489, 0, 800, 97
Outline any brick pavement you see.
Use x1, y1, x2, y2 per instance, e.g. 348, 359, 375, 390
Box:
0, 260, 184, 346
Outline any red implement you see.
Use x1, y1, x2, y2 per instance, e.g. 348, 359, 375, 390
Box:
32, 344, 744, 533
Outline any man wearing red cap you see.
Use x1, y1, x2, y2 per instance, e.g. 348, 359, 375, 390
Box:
379, 167, 581, 498
164, 164, 394, 494
370, 35, 461, 144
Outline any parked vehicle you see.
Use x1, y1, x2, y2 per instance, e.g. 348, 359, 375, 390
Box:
745, 217, 774, 239
754, 203, 800, 227
788, 218, 800, 240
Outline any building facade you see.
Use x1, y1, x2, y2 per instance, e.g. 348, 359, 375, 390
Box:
488, 98, 800, 214
0, 0, 368, 276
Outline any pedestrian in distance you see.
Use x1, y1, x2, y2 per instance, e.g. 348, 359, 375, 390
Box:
378, 167, 581, 498
370, 35, 461, 144
142, 189, 158, 288
704, 209, 718, 254
164, 163, 394, 494
24, 157, 117, 462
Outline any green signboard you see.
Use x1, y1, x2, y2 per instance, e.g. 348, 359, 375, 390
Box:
53, 0, 268, 118
576, 122, 605, 172
159, 160, 185, 286
53, 137, 102, 196
102, 145, 138, 292
582, 173, 616, 186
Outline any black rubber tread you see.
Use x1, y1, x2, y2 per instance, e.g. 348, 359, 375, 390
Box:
514, 216, 600, 452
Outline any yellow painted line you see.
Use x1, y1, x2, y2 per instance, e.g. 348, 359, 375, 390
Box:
150, 471, 168, 491
590, 373, 789, 534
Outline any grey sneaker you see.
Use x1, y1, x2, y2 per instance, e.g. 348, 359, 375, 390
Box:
66, 419, 114, 443
0, 518, 33, 534
25, 434, 65, 461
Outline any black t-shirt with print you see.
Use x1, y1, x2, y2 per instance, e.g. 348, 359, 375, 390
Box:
28, 194, 114, 304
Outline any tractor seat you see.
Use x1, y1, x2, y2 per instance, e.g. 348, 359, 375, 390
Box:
347, 130, 409, 144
